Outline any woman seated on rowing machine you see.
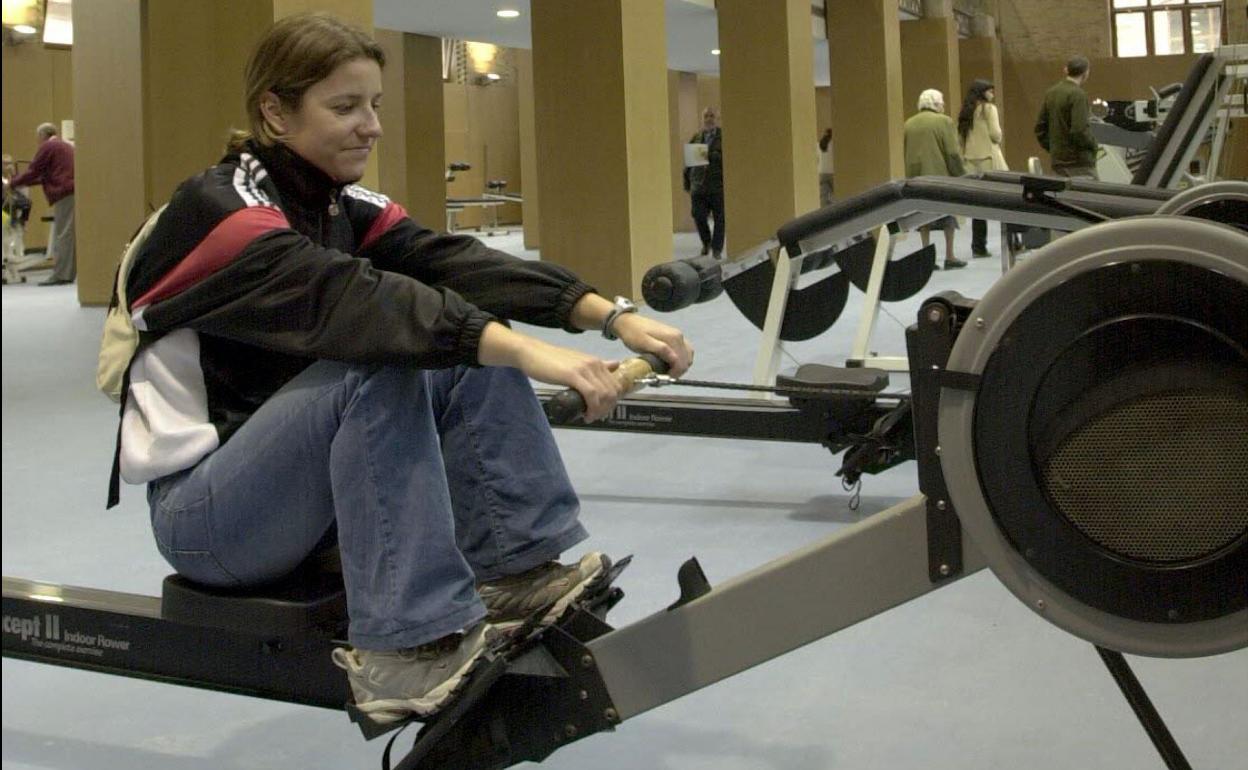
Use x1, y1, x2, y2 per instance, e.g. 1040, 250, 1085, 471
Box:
111, 12, 692, 726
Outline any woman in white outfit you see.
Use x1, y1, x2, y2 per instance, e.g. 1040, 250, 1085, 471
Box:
957, 80, 1007, 257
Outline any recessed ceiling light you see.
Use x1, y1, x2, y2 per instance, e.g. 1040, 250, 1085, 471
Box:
711, 48, 721, 56
13, 24, 37, 34
497, 9, 520, 18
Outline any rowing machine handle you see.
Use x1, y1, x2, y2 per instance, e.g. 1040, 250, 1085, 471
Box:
641, 255, 724, 312
543, 353, 669, 424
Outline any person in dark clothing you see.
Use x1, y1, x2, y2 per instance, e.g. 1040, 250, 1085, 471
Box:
683, 107, 725, 259
9, 123, 75, 285
116, 13, 693, 727
818, 128, 834, 206
1035, 55, 1099, 179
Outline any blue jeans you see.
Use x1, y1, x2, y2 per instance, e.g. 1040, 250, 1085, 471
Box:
147, 361, 587, 650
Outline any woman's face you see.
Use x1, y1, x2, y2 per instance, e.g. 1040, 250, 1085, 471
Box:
984, 88, 996, 103
266, 57, 384, 183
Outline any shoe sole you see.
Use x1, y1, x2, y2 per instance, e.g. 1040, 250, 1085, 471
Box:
491, 553, 610, 633
349, 646, 491, 725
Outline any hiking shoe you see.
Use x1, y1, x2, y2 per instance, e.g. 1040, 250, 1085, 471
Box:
331, 622, 495, 725
478, 552, 610, 630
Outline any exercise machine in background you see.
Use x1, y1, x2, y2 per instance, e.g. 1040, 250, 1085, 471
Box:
1091, 44, 1246, 187
445, 159, 524, 236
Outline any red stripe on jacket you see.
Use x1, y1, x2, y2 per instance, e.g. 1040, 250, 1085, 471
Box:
133, 206, 290, 310
358, 202, 409, 252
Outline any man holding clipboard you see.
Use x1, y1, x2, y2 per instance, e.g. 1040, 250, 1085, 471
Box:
682, 107, 724, 260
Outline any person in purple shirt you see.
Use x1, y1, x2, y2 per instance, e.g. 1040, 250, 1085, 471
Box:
10, 123, 75, 285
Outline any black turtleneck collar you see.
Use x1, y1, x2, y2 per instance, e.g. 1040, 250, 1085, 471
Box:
246, 140, 344, 210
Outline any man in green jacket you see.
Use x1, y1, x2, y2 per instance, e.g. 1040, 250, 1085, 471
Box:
904, 89, 967, 270
1035, 55, 1099, 179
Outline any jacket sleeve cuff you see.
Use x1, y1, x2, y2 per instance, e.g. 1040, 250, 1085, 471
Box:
456, 309, 500, 366
556, 280, 597, 333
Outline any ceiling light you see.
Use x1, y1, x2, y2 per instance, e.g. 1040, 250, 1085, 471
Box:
711, 48, 721, 56
486, 72, 502, 80
497, 9, 520, 18
13, 23, 36, 33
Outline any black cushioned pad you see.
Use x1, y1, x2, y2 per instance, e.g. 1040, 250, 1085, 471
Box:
776, 174, 1176, 250
776, 364, 888, 392
978, 171, 1174, 200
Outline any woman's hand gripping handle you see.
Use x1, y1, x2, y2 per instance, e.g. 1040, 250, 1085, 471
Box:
543, 353, 670, 424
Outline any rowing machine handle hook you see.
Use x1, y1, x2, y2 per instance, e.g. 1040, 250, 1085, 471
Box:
544, 353, 669, 424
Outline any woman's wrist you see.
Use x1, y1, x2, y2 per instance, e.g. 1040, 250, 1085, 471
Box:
568, 293, 616, 332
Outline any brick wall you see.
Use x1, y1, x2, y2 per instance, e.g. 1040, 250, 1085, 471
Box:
996, 0, 1245, 59
994, 0, 1112, 61
1229, 1, 1247, 44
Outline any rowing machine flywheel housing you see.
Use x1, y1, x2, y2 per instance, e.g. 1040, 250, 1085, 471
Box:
938, 214, 1248, 657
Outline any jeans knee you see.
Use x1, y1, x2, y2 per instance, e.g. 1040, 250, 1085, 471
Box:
346, 363, 433, 400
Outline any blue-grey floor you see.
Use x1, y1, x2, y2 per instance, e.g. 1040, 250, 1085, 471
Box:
3, 226, 1245, 770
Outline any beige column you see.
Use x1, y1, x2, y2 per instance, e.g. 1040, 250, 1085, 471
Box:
374, 30, 447, 231
72, 0, 146, 306
825, 0, 904, 197
901, 3, 961, 131
516, 49, 541, 249
530, 0, 672, 299
401, 34, 447, 230
668, 70, 699, 233
717, 0, 819, 256
374, 29, 409, 207
143, 1, 269, 208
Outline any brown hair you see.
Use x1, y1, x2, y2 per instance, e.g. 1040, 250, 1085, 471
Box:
227, 12, 385, 153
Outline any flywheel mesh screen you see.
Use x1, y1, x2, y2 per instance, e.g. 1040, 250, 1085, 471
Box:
1042, 391, 1248, 564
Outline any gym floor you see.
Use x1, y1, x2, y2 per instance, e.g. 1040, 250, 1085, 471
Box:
3, 226, 1246, 770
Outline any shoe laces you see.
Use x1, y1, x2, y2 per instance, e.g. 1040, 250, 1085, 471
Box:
482, 561, 560, 588
331, 629, 469, 671
409, 631, 465, 660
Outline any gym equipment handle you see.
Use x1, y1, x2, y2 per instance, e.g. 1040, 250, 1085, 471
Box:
543, 353, 670, 423
641, 256, 724, 312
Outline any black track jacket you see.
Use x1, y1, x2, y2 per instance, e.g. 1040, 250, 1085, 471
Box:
115, 140, 591, 492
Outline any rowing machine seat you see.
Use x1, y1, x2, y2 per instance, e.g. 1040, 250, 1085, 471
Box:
161, 548, 346, 636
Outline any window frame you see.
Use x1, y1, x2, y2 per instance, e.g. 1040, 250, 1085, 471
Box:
1111, 0, 1227, 58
